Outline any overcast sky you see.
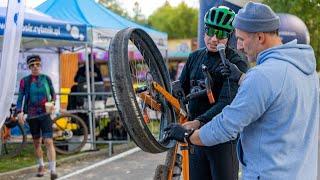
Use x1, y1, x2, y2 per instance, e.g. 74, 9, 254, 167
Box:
1, 0, 199, 17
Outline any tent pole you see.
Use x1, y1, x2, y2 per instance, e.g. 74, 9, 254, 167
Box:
90, 41, 96, 150
85, 43, 94, 150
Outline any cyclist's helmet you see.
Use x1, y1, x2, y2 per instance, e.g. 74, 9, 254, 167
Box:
26, 54, 41, 65
204, 6, 235, 33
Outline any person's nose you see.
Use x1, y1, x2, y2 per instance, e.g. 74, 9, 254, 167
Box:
208, 35, 218, 42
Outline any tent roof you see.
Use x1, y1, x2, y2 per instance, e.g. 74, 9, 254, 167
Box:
0, 4, 87, 46
0, 4, 66, 24
36, 0, 167, 37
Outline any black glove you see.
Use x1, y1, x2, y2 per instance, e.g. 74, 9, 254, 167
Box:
162, 124, 195, 144
217, 59, 243, 82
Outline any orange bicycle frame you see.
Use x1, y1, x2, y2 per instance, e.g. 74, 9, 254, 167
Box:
139, 81, 190, 180
1, 126, 11, 143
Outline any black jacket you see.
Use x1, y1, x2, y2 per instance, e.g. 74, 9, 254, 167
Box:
179, 47, 248, 124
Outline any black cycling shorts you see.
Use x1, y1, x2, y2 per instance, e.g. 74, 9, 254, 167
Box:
27, 114, 53, 139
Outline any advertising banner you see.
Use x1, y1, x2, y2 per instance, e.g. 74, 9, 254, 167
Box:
0, 17, 87, 42
0, 0, 25, 127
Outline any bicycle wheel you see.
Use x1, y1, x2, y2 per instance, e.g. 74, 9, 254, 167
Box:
109, 28, 176, 153
52, 113, 88, 155
0, 122, 26, 158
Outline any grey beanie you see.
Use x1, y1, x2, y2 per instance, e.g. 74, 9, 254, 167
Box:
233, 2, 280, 32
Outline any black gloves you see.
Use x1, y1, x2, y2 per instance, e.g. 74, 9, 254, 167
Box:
162, 124, 195, 144
217, 59, 243, 82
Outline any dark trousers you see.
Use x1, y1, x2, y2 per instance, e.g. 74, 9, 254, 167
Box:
189, 140, 238, 180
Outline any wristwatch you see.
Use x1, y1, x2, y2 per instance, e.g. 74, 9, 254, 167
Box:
184, 128, 195, 145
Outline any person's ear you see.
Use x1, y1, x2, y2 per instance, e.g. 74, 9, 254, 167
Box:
257, 32, 265, 43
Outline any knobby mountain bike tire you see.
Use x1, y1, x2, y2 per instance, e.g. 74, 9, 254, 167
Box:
53, 113, 88, 155
0, 122, 26, 158
109, 28, 176, 153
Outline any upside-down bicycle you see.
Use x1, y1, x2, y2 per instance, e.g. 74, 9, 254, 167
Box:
109, 28, 216, 180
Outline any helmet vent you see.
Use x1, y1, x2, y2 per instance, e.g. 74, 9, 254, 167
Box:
210, 10, 216, 22
223, 14, 232, 25
217, 11, 224, 24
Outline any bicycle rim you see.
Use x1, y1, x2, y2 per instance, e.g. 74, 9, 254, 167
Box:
109, 28, 176, 153
0, 124, 26, 158
53, 114, 88, 155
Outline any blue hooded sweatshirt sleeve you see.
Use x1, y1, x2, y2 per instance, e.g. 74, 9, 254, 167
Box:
199, 40, 319, 179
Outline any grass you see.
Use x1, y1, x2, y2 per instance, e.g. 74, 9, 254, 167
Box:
0, 143, 71, 173
0, 141, 124, 173
146, 119, 161, 138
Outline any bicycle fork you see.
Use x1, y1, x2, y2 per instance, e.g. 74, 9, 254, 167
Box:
141, 81, 190, 180
166, 115, 189, 180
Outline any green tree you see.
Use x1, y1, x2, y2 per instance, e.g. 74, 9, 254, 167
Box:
148, 2, 198, 39
263, 0, 320, 70
98, 0, 130, 18
132, 1, 147, 25
98, 0, 148, 25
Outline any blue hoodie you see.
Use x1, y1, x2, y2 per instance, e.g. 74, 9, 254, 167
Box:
199, 40, 319, 179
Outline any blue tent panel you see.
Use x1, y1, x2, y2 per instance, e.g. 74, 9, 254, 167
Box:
0, 6, 87, 42
36, 0, 166, 37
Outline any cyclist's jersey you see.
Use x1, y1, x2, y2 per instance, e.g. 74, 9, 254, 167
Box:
179, 47, 248, 124
16, 74, 56, 118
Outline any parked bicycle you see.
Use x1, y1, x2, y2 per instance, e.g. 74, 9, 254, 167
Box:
0, 106, 89, 158
0, 105, 26, 158
52, 112, 89, 154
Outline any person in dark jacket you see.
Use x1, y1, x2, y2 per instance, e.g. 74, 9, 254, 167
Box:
74, 54, 103, 84
177, 6, 248, 180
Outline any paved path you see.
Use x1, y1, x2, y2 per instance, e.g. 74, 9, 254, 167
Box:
59, 148, 166, 180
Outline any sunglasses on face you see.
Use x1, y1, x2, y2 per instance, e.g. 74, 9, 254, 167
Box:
29, 62, 41, 68
205, 27, 229, 39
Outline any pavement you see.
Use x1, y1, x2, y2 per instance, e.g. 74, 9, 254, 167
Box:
59, 148, 167, 180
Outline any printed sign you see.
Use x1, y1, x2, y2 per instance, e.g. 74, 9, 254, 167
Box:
0, 17, 87, 41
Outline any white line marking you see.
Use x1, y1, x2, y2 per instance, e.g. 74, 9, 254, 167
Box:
58, 147, 141, 180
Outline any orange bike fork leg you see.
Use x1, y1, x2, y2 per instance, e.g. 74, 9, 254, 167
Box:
166, 143, 190, 180
167, 144, 178, 180
167, 118, 190, 180
180, 143, 189, 180
179, 115, 189, 180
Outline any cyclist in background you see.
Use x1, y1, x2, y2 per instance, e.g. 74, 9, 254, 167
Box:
177, 6, 248, 180
16, 55, 58, 179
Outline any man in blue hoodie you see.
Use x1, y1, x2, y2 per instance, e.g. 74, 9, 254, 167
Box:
163, 2, 319, 179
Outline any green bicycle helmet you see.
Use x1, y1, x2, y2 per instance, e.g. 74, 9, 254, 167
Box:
204, 6, 235, 33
